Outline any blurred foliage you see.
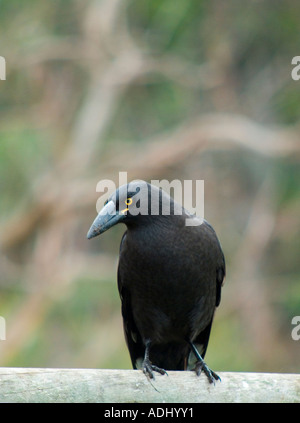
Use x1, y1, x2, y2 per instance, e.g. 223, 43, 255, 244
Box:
0, 0, 299, 376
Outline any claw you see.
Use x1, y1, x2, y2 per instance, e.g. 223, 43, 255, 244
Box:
189, 341, 220, 384
142, 339, 168, 380
194, 360, 221, 384
143, 359, 168, 379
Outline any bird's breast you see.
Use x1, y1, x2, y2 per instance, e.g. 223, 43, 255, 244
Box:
119, 231, 216, 343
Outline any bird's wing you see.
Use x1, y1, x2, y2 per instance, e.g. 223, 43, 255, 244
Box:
216, 250, 226, 307
117, 233, 145, 369
189, 227, 226, 365
202, 219, 226, 307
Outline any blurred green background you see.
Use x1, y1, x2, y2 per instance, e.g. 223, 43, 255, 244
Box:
0, 0, 299, 374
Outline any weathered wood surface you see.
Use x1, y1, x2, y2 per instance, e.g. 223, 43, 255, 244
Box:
0, 368, 299, 403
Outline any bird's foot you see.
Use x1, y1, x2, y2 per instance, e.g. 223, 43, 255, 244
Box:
194, 360, 221, 385
143, 359, 168, 380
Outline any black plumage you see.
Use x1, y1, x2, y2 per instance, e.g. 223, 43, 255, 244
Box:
87, 180, 225, 383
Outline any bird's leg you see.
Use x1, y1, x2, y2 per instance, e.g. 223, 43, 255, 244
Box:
142, 340, 168, 379
189, 342, 221, 384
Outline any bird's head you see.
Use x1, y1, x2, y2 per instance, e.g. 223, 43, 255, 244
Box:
87, 180, 167, 239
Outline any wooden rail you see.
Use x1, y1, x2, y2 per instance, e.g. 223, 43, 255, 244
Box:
0, 368, 299, 403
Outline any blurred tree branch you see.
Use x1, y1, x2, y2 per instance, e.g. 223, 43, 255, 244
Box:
0, 0, 299, 372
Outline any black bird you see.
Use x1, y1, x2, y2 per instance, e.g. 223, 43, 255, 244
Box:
87, 180, 225, 383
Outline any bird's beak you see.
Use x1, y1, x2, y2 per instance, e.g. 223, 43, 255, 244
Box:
87, 200, 124, 239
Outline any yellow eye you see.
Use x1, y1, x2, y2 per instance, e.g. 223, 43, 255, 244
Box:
125, 198, 133, 206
